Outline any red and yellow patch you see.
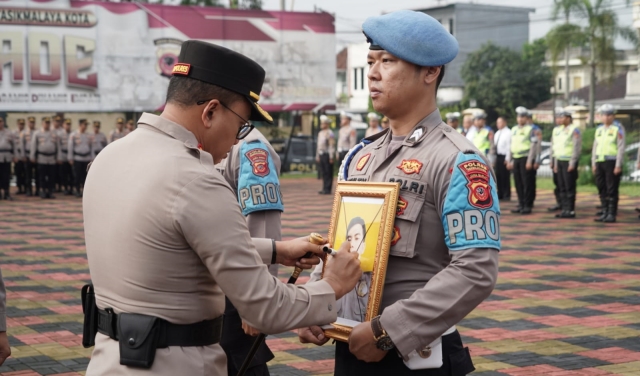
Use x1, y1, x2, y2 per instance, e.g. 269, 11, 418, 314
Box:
396, 159, 423, 175
171, 63, 190, 76
459, 160, 493, 209
390, 226, 401, 246
356, 153, 371, 171
396, 196, 408, 216
245, 148, 270, 177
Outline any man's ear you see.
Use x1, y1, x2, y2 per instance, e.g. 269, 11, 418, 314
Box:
423, 66, 441, 85
201, 100, 220, 128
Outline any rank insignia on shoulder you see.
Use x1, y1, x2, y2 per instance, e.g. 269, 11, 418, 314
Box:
459, 160, 493, 209
245, 148, 270, 177
396, 196, 408, 216
407, 127, 424, 143
356, 153, 371, 171
397, 159, 423, 175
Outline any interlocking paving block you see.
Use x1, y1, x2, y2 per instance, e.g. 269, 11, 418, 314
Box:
1, 181, 639, 375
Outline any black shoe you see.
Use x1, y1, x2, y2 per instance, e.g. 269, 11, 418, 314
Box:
635, 208, 640, 213
594, 214, 606, 222
16, 190, 24, 195
595, 210, 603, 216
49, 194, 56, 199
603, 214, 616, 223
65, 190, 72, 196
26, 191, 32, 197
596, 204, 603, 209
40, 192, 46, 199
521, 207, 532, 214
511, 208, 522, 214
547, 205, 561, 212
559, 211, 576, 218
318, 190, 327, 194
74, 192, 81, 198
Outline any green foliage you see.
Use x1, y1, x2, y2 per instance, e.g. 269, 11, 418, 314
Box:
240, 0, 263, 9
546, 23, 587, 65
461, 42, 552, 123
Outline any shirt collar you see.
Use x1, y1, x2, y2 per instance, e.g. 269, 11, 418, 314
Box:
137, 113, 199, 149
373, 109, 443, 149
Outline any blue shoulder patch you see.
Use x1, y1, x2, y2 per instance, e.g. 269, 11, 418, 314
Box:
238, 140, 284, 216
442, 152, 501, 251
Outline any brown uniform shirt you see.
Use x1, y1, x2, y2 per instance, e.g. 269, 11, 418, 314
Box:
83, 113, 336, 376
68, 132, 93, 162
109, 129, 127, 143
91, 132, 108, 158
316, 128, 335, 157
19, 128, 35, 159
0, 129, 16, 163
312, 109, 499, 357
337, 125, 357, 154
30, 130, 58, 165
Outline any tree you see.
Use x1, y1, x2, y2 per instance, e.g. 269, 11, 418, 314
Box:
461, 42, 552, 123
574, 0, 638, 126
552, 0, 583, 103
179, 0, 224, 6
240, 0, 263, 9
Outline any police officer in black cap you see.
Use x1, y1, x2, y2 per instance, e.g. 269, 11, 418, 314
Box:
82, 40, 361, 376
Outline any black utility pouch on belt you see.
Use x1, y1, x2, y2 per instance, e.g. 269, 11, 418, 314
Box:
118, 313, 161, 369
81, 283, 98, 348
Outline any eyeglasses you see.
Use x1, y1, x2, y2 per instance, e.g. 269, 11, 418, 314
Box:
196, 99, 254, 140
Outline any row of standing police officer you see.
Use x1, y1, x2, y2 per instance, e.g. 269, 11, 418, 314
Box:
0, 116, 135, 200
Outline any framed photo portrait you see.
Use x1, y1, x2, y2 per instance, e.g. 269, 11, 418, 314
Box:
321, 181, 399, 342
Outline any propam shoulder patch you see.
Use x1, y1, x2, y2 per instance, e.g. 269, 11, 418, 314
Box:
238, 140, 284, 216
442, 152, 500, 251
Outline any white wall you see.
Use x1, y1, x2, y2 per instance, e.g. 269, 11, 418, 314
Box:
346, 42, 371, 112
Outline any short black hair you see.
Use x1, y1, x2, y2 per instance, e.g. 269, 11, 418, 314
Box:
347, 216, 367, 241
165, 76, 243, 107
436, 65, 446, 90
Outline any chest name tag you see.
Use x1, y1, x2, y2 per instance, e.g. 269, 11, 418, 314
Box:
238, 140, 284, 216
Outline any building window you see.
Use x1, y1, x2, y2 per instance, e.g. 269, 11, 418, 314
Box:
558, 77, 562, 91
449, 19, 454, 35
353, 68, 358, 90
572, 76, 582, 90
360, 67, 365, 90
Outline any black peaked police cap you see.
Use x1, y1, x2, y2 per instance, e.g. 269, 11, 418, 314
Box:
172, 40, 273, 124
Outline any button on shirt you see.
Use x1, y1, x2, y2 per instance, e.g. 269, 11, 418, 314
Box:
494, 128, 511, 156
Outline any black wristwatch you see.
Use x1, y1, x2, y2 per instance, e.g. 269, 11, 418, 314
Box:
371, 315, 395, 351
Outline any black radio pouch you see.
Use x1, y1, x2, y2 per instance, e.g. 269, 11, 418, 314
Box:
81, 284, 98, 348
117, 313, 161, 369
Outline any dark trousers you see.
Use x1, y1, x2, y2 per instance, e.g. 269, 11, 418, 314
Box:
73, 161, 89, 193
38, 164, 56, 196
220, 298, 272, 376
0, 162, 10, 196
495, 154, 510, 199
15, 160, 26, 192
319, 153, 333, 193
25, 159, 39, 194
595, 160, 621, 213
552, 168, 560, 205
58, 161, 73, 192
338, 151, 348, 166
335, 330, 474, 376
557, 160, 578, 211
512, 157, 535, 209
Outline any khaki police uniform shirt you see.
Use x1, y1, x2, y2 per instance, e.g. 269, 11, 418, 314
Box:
91, 132, 108, 158
68, 132, 93, 162
316, 129, 335, 158
57, 129, 71, 160
0, 128, 16, 163
19, 128, 35, 160
0, 267, 5, 332
83, 113, 336, 376
217, 130, 281, 276
30, 130, 58, 165
337, 125, 356, 154
109, 129, 127, 143
311, 109, 499, 358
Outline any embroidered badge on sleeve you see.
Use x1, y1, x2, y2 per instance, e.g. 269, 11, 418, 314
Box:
238, 140, 284, 216
442, 152, 501, 251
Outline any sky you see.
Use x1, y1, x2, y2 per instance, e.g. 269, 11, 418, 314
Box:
260, 0, 636, 50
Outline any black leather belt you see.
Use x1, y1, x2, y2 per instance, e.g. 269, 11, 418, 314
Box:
0, 149, 12, 152
37, 151, 56, 156
97, 308, 223, 348
73, 151, 90, 157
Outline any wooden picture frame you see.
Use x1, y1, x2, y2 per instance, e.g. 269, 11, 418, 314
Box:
321, 181, 400, 342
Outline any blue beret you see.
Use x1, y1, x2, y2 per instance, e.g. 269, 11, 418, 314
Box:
362, 10, 459, 67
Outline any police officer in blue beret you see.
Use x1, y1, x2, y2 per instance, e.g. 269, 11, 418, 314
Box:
300, 10, 499, 375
